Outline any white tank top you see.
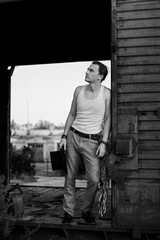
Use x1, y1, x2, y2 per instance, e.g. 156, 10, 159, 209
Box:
72, 85, 105, 134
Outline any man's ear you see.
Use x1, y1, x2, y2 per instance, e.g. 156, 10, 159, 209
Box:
99, 74, 103, 81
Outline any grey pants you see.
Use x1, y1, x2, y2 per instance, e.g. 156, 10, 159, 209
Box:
63, 130, 100, 216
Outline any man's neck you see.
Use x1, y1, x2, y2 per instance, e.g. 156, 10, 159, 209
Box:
87, 82, 101, 92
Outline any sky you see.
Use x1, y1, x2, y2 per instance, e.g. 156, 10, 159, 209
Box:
11, 61, 111, 126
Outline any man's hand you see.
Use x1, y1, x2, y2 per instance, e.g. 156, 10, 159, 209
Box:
96, 143, 106, 158
59, 138, 67, 151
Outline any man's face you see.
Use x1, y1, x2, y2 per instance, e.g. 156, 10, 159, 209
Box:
85, 64, 101, 83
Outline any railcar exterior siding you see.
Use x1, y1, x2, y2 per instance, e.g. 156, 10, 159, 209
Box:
112, 0, 160, 228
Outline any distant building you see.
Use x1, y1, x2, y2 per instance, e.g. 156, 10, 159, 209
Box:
10, 129, 63, 162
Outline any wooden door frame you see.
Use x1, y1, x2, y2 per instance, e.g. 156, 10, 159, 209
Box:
111, 0, 118, 151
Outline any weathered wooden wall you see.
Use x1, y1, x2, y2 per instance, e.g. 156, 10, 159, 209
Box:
112, 0, 160, 229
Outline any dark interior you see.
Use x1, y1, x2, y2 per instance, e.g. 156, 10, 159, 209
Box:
0, 0, 111, 66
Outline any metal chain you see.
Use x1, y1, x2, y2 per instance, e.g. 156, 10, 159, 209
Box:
98, 153, 111, 217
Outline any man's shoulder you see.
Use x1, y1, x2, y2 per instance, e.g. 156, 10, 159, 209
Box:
76, 85, 84, 91
102, 86, 111, 103
103, 86, 111, 95
103, 85, 111, 91
75, 85, 85, 93
74, 85, 84, 97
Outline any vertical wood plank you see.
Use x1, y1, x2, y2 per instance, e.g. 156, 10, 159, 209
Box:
0, 66, 11, 184
111, 0, 118, 147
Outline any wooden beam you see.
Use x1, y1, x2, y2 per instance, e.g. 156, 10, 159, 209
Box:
0, 66, 11, 184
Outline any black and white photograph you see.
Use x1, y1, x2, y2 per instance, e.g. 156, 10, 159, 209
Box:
0, 0, 160, 239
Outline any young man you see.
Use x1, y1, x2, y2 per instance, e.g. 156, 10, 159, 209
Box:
59, 61, 111, 224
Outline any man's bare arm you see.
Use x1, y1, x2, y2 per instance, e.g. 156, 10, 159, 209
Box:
59, 86, 81, 150
96, 88, 111, 157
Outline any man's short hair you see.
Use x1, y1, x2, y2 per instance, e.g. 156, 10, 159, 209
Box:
92, 61, 108, 82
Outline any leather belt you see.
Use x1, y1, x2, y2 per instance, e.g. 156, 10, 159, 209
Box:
70, 126, 99, 141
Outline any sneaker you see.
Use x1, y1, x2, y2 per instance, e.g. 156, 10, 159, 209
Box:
82, 211, 95, 224
62, 212, 73, 224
